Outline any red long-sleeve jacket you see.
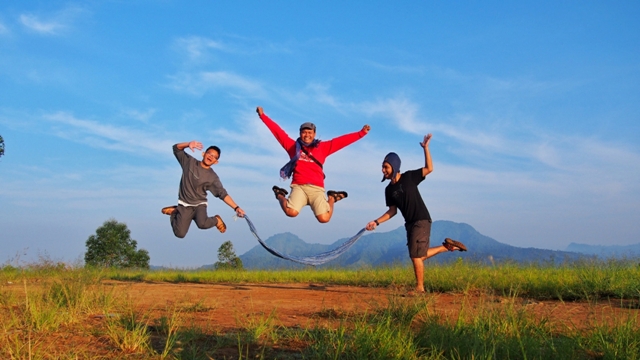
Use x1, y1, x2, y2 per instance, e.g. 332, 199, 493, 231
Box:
260, 113, 368, 188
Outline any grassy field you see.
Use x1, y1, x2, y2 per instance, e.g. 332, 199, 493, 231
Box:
1, 258, 639, 359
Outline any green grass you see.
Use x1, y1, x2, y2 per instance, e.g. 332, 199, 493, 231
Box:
1, 259, 640, 358
91, 258, 640, 301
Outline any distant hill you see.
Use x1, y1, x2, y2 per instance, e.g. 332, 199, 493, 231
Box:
229, 220, 585, 270
566, 242, 640, 259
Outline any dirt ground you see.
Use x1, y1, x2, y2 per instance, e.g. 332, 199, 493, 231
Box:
4, 280, 639, 359
106, 281, 638, 332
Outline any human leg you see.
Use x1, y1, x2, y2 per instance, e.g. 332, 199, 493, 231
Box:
410, 244, 462, 292
170, 205, 196, 238
411, 258, 426, 292
316, 190, 348, 223
315, 202, 332, 223
303, 186, 332, 223
273, 186, 299, 217
406, 222, 469, 292
193, 205, 226, 233
406, 220, 432, 292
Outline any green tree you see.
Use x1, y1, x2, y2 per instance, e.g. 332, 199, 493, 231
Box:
214, 240, 243, 270
84, 219, 150, 268
0, 135, 4, 158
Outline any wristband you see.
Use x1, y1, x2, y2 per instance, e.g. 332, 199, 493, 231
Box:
374, 220, 379, 226
234, 206, 240, 211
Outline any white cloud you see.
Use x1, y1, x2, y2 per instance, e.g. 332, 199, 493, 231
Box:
20, 14, 66, 35
175, 36, 226, 61
44, 111, 172, 155
306, 83, 339, 107
121, 108, 157, 123
0, 21, 8, 35
19, 7, 87, 35
365, 60, 426, 75
360, 97, 426, 134
168, 71, 264, 97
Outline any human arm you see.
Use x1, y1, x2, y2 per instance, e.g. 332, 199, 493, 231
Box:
420, 134, 433, 177
256, 107, 295, 152
323, 124, 370, 156
174, 141, 203, 152
365, 206, 398, 231
222, 195, 245, 218
173, 141, 203, 166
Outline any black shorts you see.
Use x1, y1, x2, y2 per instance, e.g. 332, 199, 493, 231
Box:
405, 220, 431, 258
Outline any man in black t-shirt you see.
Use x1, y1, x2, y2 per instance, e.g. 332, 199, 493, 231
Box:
366, 134, 467, 295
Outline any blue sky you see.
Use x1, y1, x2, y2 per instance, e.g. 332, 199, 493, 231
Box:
1, 1, 639, 267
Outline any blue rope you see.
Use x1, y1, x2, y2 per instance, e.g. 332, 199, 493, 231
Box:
243, 215, 367, 266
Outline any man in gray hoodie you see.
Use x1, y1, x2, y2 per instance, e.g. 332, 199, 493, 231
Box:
162, 140, 245, 238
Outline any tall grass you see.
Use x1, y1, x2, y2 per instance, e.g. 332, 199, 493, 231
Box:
1, 258, 639, 358
304, 294, 640, 359
97, 258, 640, 301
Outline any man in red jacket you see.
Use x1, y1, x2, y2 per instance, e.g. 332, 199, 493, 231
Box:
257, 106, 370, 223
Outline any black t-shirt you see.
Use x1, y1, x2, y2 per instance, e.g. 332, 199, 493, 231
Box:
385, 169, 432, 224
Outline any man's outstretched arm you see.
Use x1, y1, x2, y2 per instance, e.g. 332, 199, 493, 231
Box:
366, 206, 397, 231
324, 124, 371, 155
256, 107, 295, 151
174, 141, 203, 152
222, 195, 245, 218
420, 134, 433, 177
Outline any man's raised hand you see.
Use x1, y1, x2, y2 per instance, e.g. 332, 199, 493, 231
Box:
256, 106, 264, 116
420, 134, 432, 148
188, 141, 203, 152
362, 124, 371, 134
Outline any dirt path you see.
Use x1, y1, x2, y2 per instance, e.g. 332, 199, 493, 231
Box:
106, 281, 638, 332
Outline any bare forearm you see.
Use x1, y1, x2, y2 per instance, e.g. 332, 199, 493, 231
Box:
175, 142, 191, 151
366, 207, 397, 231
222, 195, 245, 217
174, 141, 202, 152
222, 195, 238, 209
424, 146, 433, 173
421, 134, 433, 177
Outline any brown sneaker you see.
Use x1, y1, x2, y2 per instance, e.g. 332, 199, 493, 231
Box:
161, 206, 177, 215
443, 238, 467, 252
214, 215, 226, 233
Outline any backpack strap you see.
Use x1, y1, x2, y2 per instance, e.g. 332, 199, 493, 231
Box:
300, 146, 326, 179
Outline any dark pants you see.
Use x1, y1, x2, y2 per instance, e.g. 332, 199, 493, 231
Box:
405, 220, 431, 258
170, 204, 219, 238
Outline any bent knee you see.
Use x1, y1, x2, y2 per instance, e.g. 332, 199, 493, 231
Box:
284, 209, 299, 217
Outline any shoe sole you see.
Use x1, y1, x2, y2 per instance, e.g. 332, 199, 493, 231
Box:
214, 215, 226, 233
444, 238, 467, 251
272, 186, 289, 199
327, 190, 348, 202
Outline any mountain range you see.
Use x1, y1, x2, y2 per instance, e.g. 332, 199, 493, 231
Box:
232, 220, 590, 270
565, 242, 640, 258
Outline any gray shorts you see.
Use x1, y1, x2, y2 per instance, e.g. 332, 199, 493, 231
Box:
405, 220, 431, 258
